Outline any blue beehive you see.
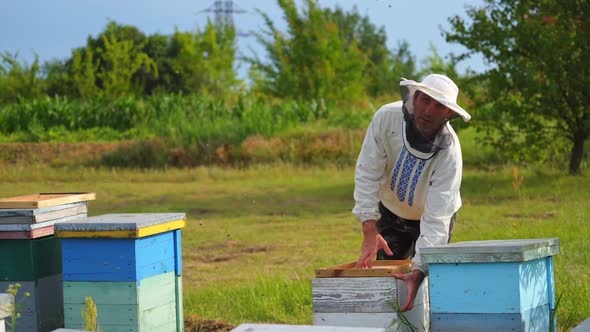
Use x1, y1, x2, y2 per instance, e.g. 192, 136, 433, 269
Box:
421, 238, 559, 332
55, 213, 185, 332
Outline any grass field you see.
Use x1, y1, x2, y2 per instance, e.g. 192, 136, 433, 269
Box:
0, 163, 587, 330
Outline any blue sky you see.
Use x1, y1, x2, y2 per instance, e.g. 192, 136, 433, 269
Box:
0, 0, 487, 78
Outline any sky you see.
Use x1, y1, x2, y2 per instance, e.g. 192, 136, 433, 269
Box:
0, 0, 488, 78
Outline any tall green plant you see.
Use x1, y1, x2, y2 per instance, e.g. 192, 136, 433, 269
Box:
0, 52, 44, 104
98, 24, 157, 98
71, 46, 100, 98
249, 0, 368, 103
168, 20, 240, 96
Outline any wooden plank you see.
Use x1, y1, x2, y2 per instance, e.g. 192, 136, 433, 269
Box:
62, 232, 177, 282
316, 260, 411, 278
136, 233, 177, 282
0, 204, 87, 224
137, 272, 176, 310
312, 277, 397, 313
430, 304, 549, 332
314, 310, 428, 332
0, 192, 95, 209
139, 301, 176, 330
62, 238, 137, 282
33, 274, 64, 328
64, 281, 138, 305
0, 213, 87, 231
429, 260, 549, 314
0, 202, 85, 217
234, 323, 391, 331
175, 276, 183, 332
65, 303, 139, 325
174, 229, 182, 276
0, 225, 55, 239
0, 236, 61, 281
65, 324, 137, 332
56, 219, 186, 239
421, 238, 559, 263
55, 213, 186, 232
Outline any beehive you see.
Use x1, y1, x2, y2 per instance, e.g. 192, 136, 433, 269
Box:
312, 260, 430, 331
421, 238, 559, 332
55, 213, 185, 332
0, 193, 94, 332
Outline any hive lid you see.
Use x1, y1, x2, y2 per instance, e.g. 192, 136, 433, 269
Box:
54, 213, 186, 238
0, 192, 95, 209
420, 238, 559, 263
315, 260, 411, 278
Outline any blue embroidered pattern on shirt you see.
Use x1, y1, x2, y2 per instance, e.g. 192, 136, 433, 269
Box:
397, 152, 417, 202
391, 146, 427, 206
408, 159, 426, 206
390, 148, 406, 191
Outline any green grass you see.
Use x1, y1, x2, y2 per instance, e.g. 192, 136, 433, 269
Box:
0, 164, 587, 330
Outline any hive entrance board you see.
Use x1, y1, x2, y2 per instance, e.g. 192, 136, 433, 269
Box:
315, 260, 411, 278
0, 192, 96, 209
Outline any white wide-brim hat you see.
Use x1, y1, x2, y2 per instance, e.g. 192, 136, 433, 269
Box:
399, 74, 471, 122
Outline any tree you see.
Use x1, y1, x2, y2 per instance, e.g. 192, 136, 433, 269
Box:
391, 40, 417, 85
97, 25, 157, 97
323, 6, 395, 97
249, 0, 368, 103
167, 20, 240, 95
445, 0, 590, 174
0, 52, 44, 104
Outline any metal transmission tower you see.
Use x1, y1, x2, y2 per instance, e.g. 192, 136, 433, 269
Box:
199, 0, 249, 36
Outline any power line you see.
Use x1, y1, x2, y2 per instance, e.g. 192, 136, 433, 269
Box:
198, 0, 249, 37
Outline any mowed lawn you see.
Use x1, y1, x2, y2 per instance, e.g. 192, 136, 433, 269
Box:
0, 164, 588, 330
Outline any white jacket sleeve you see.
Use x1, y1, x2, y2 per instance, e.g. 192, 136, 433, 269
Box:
412, 152, 462, 274
352, 111, 388, 222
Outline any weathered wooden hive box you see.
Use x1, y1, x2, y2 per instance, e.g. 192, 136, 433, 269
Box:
421, 238, 560, 332
0, 193, 94, 332
55, 213, 186, 332
312, 260, 430, 332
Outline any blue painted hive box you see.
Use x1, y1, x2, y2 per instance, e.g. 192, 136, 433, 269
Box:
55, 213, 185, 281
421, 238, 559, 332
55, 213, 186, 332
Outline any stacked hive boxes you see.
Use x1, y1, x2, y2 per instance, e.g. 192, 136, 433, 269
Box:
0, 193, 93, 332
421, 238, 560, 332
55, 213, 185, 332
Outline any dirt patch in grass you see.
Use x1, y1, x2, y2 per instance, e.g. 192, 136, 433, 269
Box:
185, 314, 235, 332
0, 142, 121, 166
506, 211, 558, 219
202, 245, 273, 263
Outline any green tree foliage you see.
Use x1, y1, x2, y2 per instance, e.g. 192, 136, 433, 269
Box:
97, 25, 157, 98
71, 46, 100, 98
323, 6, 396, 97
249, 0, 368, 103
167, 20, 240, 95
0, 52, 44, 104
391, 40, 418, 86
445, 0, 590, 174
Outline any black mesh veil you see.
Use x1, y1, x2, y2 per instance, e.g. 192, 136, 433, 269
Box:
400, 84, 453, 154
